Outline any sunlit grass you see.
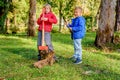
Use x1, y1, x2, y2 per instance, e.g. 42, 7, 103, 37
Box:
0, 32, 120, 80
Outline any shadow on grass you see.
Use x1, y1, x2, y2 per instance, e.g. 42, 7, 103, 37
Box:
52, 32, 96, 49
56, 54, 120, 80
52, 33, 73, 46
0, 36, 38, 60
0, 37, 28, 46
103, 54, 120, 60
94, 52, 120, 61
1, 47, 37, 60
4, 33, 38, 42
1, 33, 120, 79
2, 32, 97, 49
80, 64, 120, 80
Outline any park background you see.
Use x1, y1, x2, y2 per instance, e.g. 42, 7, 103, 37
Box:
0, 0, 120, 80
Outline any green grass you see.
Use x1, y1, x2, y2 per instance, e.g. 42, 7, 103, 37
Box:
0, 32, 120, 80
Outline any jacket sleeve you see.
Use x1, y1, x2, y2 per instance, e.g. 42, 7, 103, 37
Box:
72, 19, 85, 32
48, 14, 57, 24
37, 14, 42, 25
67, 23, 73, 27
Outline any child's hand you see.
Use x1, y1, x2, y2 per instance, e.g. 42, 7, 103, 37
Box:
64, 21, 69, 26
69, 27, 72, 33
64, 21, 68, 25
65, 21, 71, 28
41, 17, 48, 21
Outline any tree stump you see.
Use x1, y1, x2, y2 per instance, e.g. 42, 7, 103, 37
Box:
33, 50, 55, 68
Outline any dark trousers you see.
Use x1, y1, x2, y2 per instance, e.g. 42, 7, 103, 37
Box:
37, 31, 54, 51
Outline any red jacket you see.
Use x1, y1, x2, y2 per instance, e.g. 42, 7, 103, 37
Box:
37, 12, 57, 32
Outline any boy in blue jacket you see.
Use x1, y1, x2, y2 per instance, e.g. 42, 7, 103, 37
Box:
66, 7, 86, 64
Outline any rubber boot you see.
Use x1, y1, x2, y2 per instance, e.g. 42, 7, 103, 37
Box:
38, 50, 41, 61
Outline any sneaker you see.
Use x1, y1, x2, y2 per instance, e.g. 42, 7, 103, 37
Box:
53, 56, 56, 59
53, 56, 59, 62
69, 56, 76, 61
74, 58, 82, 64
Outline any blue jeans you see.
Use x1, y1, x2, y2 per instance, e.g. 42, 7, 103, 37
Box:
73, 39, 82, 60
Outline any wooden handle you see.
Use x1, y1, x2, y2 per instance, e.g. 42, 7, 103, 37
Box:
63, 16, 72, 33
41, 13, 45, 46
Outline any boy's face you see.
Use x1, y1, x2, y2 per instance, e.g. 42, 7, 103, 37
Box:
74, 9, 81, 17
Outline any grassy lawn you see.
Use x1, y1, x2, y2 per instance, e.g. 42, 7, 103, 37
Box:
0, 32, 120, 80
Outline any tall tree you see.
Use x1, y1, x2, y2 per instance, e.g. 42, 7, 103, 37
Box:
59, 1, 62, 32
115, 0, 120, 31
94, 0, 117, 47
28, 0, 36, 36
0, 0, 11, 33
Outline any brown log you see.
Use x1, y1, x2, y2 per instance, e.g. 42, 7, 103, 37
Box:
33, 50, 55, 68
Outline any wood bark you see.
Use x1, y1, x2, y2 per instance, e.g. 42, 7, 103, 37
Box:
0, 0, 11, 33
5, 17, 10, 33
28, 0, 36, 36
59, 1, 62, 32
115, 0, 120, 31
95, 0, 117, 47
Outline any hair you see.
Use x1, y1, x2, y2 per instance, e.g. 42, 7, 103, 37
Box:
43, 4, 52, 12
75, 6, 82, 12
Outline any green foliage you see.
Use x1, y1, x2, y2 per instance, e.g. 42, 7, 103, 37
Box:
75, 0, 101, 30
44, 0, 100, 30
0, 1, 4, 7
9, 25, 19, 33
36, 0, 77, 19
0, 0, 11, 32
5, 0, 29, 34
8, 0, 29, 24
0, 32, 120, 79
0, 0, 101, 34
84, 16, 93, 30
61, 0, 76, 20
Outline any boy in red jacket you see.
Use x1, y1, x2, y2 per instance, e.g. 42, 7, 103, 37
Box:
37, 4, 57, 60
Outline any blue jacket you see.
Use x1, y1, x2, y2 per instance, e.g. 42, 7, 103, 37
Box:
68, 16, 86, 39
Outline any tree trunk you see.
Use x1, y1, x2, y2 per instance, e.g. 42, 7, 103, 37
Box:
96, 1, 102, 28
5, 17, 10, 33
59, 1, 62, 32
94, 0, 117, 47
28, 0, 36, 36
13, 12, 17, 27
0, 0, 11, 33
115, 0, 120, 31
